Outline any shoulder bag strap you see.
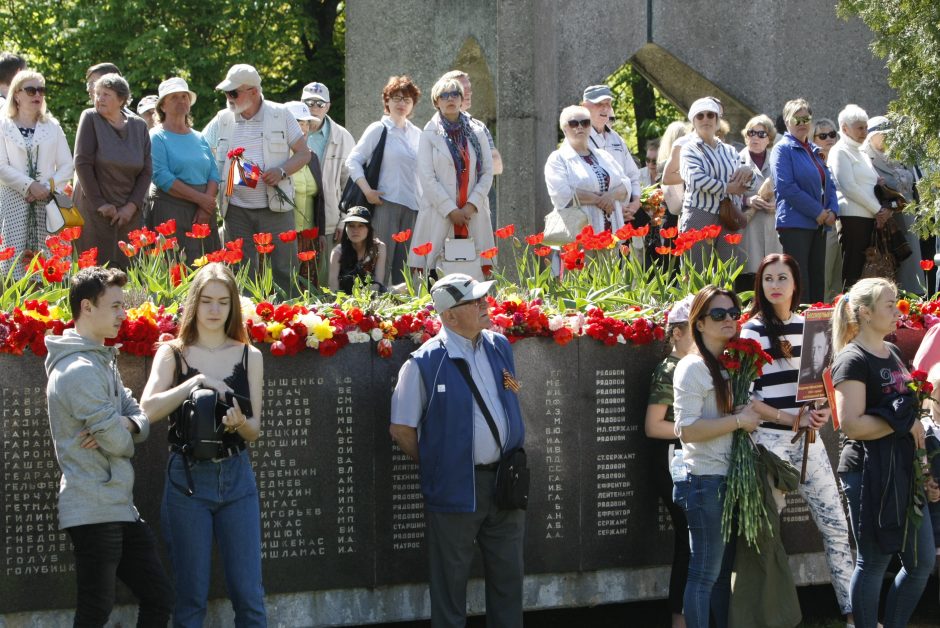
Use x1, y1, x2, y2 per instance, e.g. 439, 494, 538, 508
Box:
453, 358, 503, 453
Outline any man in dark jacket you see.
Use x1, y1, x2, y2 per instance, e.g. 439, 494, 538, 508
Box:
390, 273, 526, 628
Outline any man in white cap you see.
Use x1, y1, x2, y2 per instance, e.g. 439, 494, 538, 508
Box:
302, 81, 354, 264
390, 273, 527, 628
136, 95, 158, 129
582, 84, 642, 223
203, 64, 311, 294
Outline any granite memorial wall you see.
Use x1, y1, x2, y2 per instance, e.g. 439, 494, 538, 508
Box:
0, 338, 827, 615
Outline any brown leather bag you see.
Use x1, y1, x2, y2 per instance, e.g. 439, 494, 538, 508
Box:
718, 197, 747, 232
861, 227, 896, 280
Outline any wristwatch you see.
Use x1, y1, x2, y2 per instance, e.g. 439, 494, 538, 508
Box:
278, 167, 287, 179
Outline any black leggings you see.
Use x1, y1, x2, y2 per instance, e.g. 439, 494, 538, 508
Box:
839, 216, 876, 290
652, 460, 690, 615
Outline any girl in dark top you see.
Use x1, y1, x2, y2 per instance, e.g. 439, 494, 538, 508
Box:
141, 263, 267, 627
739, 253, 854, 623
644, 294, 694, 628
831, 277, 936, 628
328, 205, 387, 293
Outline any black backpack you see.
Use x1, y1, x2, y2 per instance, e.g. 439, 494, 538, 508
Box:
179, 388, 225, 461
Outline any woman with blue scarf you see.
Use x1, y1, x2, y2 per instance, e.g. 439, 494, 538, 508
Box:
407, 74, 494, 276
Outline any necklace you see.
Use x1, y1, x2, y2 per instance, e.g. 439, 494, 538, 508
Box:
196, 339, 229, 352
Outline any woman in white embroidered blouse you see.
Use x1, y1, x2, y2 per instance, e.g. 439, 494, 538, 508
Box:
0, 70, 73, 279
544, 105, 630, 235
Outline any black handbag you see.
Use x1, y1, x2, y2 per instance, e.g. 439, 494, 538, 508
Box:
874, 183, 913, 262
454, 360, 529, 510
339, 126, 388, 213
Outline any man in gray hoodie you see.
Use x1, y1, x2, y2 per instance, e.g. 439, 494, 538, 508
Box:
45, 267, 172, 627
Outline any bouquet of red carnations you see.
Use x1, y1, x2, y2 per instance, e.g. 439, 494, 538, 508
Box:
720, 337, 774, 549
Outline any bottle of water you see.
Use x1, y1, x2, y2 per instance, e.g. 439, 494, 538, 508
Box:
669, 447, 687, 483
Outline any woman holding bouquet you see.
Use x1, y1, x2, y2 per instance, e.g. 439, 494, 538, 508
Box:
832, 277, 936, 628
739, 253, 854, 624
673, 285, 760, 628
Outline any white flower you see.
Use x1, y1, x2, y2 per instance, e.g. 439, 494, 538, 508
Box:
370, 327, 384, 342
347, 330, 370, 344
305, 336, 320, 349
548, 314, 565, 332
297, 312, 323, 333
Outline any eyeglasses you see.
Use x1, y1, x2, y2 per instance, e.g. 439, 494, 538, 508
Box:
20, 86, 46, 97
438, 90, 462, 101
705, 307, 741, 322
694, 111, 717, 121
304, 100, 328, 109
815, 130, 838, 140
389, 96, 413, 104
567, 118, 592, 129
746, 130, 768, 138
792, 115, 813, 125
453, 297, 487, 309
225, 89, 243, 100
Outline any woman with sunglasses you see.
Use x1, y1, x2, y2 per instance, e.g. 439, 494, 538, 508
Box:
408, 74, 494, 276
672, 285, 759, 628
831, 277, 936, 627
679, 98, 751, 271
811, 118, 845, 301
739, 253, 855, 625
0, 70, 73, 279
544, 105, 630, 237
738, 115, 782, 289
769, 98, 839, 303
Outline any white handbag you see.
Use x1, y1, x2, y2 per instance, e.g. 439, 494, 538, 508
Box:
437, 233, 484, 281
543, 193, 589, 245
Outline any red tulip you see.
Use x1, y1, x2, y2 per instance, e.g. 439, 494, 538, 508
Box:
253, 232, 273, 246
533, 246, 552, 257
186, 223, 212, 239
920, 260, 934, 271
376, 337, 393, 358
270, 341, 287, 357
525, 233, 544, 246
723, 233, 743, 245
256, 244, 275, 255
494, 224, 516, 239
279, 230, 297, 242
660, 227, 678, 239
60, 226, 83, 241
297, 250, 317, 262
412, 242, 433, 256
480, 247, 498, 259
392, 229, 412, 243
155, 220, 176, 236
300, 227, 320, 240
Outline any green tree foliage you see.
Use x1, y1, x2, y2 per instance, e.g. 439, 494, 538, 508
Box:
838, 0, 940, 236
606, 63, 683, 156
0, 0, 345, 139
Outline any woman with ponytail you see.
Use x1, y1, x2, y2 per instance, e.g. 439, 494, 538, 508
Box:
831, 277, 936, 628
672, 285, 760, 628
739, 253, 854, 624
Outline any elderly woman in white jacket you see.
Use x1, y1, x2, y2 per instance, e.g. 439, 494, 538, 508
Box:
828, 104, 887, 289
544, 105, 629, 236
407, 75, 494, 273
0, 70, 73, 278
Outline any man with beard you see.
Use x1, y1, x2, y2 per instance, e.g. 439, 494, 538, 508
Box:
204, 64, 311, 294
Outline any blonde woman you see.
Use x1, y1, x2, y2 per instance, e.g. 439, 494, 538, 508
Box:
738, 115, 781, 280
0, 70, 73, 278
832, 278, 936, 627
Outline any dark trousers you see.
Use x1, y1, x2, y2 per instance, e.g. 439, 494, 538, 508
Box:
425, 469, 525, 628
67, 520, 173, 628
839, 216, 876, 291
652, 460, 690, 615
778, 227, 826, 303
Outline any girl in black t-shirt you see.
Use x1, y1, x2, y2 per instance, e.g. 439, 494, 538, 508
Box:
831, 277, 936, 628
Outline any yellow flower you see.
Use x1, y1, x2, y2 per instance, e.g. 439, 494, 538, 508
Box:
311, 317, 334, 342
49, 305, 66, 321
266, 322, 285, 339
192, 256, 208, 268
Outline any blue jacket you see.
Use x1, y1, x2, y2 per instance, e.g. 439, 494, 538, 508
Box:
769, 133, 838, 230
412, 329, 525, 513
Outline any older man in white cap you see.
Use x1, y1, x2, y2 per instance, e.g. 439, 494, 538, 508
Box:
582, 84, 642, 222
302, 82, 354, 258
203, 64, 311, 294
136, 95, 158, 129
390, 273, 527, 628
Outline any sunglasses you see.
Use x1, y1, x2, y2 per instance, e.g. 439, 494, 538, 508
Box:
304, 100, 328, 109
567, 118, 592, 129
705, 307, 741, 322
815, 130, 838, 140
453, 296, 487, 309
792, 115, 813, 125
20, 86, 46, 97
746, 130, 768, 138
438, 90, 462, 101
694, 111, 717, 121
225, 89, 243, 100
646, 158, 657, 165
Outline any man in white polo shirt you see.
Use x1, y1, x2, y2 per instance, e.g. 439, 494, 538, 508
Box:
204, 64, 311, 295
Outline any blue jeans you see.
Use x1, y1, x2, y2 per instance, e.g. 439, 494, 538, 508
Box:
839, 470, 862, 545
673, 474, 734, 628
163, 450, 267, 628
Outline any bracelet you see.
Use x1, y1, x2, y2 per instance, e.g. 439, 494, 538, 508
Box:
776, 409, 782, 424
736, 416, 742, 429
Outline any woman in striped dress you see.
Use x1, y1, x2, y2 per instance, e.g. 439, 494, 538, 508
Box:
679, 97, 751, 271
739, 253, 855, 626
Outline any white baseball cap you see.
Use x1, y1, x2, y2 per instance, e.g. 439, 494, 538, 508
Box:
216, 64, 261, 92
431, 274, 494, 313
669, 295, 695, 324
302, 82, 330, 103
286, 100, 314, 121
136, 95, 158, 114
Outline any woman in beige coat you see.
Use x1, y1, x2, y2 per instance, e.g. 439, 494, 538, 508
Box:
407, 75, 494, 274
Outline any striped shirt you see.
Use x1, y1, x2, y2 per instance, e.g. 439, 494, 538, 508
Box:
680, 136, 742, 214
740, 313, 804, 427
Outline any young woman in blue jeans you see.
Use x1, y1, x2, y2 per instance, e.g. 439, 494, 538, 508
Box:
832, 277, 936, 628
672, 285, 760, 628
142, 263, 267, 627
